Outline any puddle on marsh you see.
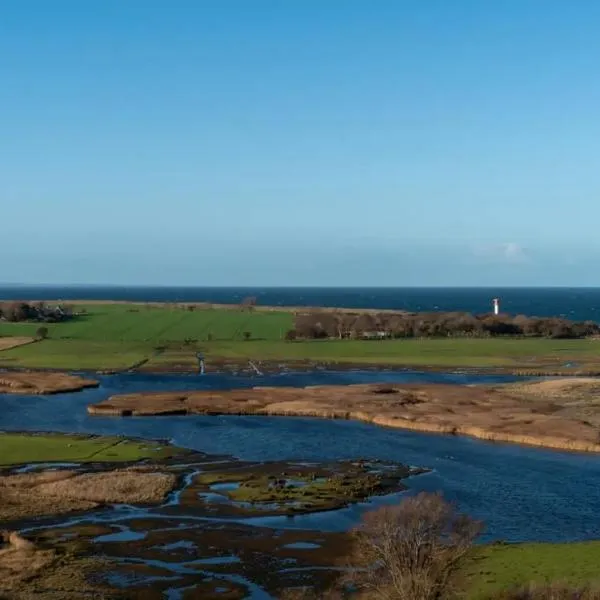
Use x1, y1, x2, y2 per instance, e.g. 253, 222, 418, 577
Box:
19, 454, 404, 599
283, 542, 321, 550
211, 482, 241, 492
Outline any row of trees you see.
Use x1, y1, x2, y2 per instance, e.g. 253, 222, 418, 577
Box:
0, 301, 74, 323
292, 311, 600, 340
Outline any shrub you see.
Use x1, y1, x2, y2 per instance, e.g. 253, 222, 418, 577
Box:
35, 326, 49, 340
284, 329, 297, 341
243, 331, 251, 341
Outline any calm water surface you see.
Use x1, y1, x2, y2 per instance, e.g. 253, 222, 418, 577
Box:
1, 370, 599, 543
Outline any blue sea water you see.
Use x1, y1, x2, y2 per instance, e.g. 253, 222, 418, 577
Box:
2, 286, 600, 321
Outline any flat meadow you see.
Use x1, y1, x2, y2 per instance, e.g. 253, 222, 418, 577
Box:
1, 302, 599, 371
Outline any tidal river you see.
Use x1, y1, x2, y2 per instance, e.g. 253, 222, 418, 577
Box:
1, 369, 600, 543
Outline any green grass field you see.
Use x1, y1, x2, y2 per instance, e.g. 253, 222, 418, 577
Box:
0, 432, 187, 466
0, 303, 599, 371
0, 303, 293, 342
460, 541, 600, 598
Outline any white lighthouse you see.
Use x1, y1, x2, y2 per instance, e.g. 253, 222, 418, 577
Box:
492, 298, 500, 315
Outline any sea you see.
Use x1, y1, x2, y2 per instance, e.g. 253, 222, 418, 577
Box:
1, 286, 600, 321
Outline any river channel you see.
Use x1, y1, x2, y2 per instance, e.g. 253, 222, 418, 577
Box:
2, 370, 600, 545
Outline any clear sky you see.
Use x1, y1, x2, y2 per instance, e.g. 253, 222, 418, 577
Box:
2, 0, 600, 286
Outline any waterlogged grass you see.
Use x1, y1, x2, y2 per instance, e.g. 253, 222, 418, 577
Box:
461, 541, 600, 599
0, 432, 186, 466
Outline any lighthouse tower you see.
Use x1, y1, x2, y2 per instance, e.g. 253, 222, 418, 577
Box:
492, 298, 500, 316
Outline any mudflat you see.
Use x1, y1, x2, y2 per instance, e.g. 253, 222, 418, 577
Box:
89, 379, 600, 452
0, 371, 98, 394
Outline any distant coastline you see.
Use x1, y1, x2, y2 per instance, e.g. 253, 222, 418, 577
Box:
1, 285, 600, 321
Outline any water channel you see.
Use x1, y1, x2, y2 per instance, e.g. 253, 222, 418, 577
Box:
2, 370, 600, 544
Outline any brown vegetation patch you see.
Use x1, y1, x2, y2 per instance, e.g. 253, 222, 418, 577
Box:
501, 378, 600, 428
0, 468, 176, 522
0, 337, 35, 352
89, 380, 600, 452
0, 371, 98, 394
0, 531, 58, 593
0, 541, 114, 599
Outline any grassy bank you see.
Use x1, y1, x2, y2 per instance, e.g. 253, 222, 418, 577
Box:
0, 303, 599, 371
0, 432, 186, 466
460, 541, 600, 598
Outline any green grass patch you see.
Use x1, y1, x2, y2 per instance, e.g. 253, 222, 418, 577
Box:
0, 432, 187, 466
193, 338, 600, 367
1, 304, 599, 371
460, 541, 600, 599
0, 339, 152, 370
0, 303, 293, 343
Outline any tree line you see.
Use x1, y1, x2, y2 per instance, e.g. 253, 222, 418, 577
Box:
0, 301, 75, 323
290, 310, 600, 340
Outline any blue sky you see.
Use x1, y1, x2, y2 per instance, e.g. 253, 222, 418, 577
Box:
2, 0, 600, 286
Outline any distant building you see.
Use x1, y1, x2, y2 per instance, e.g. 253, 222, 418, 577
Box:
492, 298, 500, 315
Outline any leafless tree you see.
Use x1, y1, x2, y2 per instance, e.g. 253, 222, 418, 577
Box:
240, 296, 258, 311
345, 492, 483, 600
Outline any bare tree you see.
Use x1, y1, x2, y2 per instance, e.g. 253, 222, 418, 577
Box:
345, 492, 483, 600
240, 296, 258, 311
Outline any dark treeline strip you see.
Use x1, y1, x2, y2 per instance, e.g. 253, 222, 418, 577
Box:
0, 301, 74, 323
291, 311, 600, 340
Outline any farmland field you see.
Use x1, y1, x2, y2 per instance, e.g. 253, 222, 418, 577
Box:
0, 303, 293, 342
1, 303, 600, 372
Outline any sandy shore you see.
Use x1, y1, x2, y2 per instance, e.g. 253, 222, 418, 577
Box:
88, 379, 600, 453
